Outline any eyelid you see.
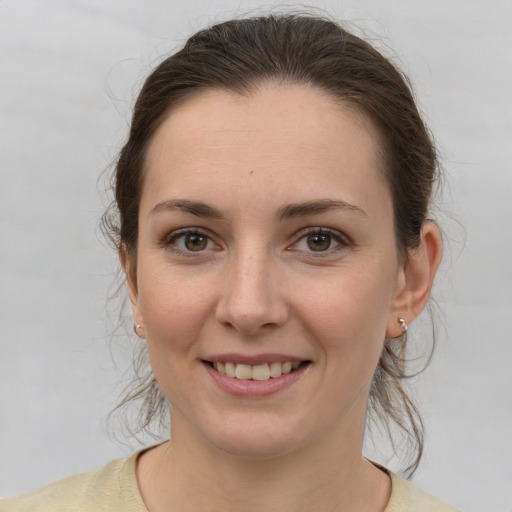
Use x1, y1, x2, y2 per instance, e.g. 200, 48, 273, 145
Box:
288, 227, 351, 254
159, 226, 351, 257
160, 227, 221, 254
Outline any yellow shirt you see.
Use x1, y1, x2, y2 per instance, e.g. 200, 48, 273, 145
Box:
1, 451, 459, 511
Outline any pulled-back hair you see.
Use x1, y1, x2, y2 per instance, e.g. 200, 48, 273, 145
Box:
103, 13, 439, 477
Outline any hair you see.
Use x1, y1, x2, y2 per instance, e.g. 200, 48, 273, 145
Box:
102, 13, 439, 477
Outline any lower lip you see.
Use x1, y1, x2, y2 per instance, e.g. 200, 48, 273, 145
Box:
203, 361, 310, 397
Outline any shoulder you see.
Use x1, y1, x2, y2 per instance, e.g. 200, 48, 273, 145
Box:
386, 472, 460, 512
0, 452, 146, 512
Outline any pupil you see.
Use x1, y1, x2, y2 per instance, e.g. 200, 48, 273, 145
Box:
185, 234, 207, 251
307, 233, 330, 251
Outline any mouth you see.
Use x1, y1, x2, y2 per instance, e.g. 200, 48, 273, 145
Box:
204, 360, 309, 381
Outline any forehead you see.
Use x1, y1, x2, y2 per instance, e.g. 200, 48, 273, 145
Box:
141, 84, 390, 216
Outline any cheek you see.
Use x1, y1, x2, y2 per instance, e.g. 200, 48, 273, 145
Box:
295, 260, 396, 360
137, 264, 218, 355
135, 268, 219, 405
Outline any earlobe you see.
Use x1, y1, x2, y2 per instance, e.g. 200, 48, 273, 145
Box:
386, 221, 443, 337
119, 243, 144, 335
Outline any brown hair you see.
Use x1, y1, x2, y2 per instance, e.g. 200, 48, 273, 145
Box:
103, 13, 438, 476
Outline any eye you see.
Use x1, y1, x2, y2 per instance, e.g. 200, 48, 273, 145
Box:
166, 230, 218, 253
290, 228, 349, 254
305, 233, 332, 251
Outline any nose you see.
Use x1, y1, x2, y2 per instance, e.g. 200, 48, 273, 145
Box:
215, 251, 289, 336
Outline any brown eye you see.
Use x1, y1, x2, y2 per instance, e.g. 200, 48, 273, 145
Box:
166, 229, 219, 254
306, 233, 331, 251
184, 234, 208, 251
290, 228, 348, 256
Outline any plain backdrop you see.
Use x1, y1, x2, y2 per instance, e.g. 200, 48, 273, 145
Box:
1, 1, 511, 510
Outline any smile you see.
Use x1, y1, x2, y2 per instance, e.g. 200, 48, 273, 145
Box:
207, 361, 305, 381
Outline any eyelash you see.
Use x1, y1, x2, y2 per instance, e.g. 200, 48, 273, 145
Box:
288, 227, 351, 257
160, 227, 351, 257
161, 228, 219, 256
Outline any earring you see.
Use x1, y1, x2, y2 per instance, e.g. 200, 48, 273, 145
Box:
133, 323, 144, 337
399, 318, 408, 334
388, 318, 408, 340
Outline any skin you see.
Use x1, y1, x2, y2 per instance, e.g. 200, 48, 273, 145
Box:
123, 84, 442, 512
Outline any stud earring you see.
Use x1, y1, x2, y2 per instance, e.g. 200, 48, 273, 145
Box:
388, 318, 408, 340
133, 323, 144, 337
399, 318, 408, 334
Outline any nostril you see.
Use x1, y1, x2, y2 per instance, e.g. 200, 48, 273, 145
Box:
215, 283, 289, 336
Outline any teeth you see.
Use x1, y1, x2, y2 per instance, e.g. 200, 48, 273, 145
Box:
225, 362, 236, 378
235, 364, 252, 380
269, 362, 282, 378
281, 362, 292, 374
211, 361, 303, 381
252, 363, 270, 381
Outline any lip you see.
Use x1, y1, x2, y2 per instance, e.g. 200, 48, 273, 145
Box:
202, 360, 311, 398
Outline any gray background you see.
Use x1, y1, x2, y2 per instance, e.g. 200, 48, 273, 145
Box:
1, 1, 511, 510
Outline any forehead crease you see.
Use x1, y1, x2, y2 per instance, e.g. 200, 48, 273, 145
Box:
142, 86, 389, 218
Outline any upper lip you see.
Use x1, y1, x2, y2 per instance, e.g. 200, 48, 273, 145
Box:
203, 353, 309, 365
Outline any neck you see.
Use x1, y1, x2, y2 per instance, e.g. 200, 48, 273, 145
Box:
136, 409, 390, 512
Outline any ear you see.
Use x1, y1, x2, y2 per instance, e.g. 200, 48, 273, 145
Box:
386, 221, 443, 337
119, 243, 145, 338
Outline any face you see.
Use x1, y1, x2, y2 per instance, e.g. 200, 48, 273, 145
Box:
128, 84, 407, 459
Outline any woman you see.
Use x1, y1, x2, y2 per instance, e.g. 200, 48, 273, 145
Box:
1, 13, 457, 511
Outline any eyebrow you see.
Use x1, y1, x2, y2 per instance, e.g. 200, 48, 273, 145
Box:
277, 199, 368, 220
149, 198, 367, 220
150, 199, 226, 219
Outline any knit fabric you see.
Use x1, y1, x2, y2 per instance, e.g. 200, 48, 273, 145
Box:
1, 451, 459, 511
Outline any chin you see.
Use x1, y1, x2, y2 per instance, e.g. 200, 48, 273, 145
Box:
202, 418, 306, 461
213, 437, 295, 461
